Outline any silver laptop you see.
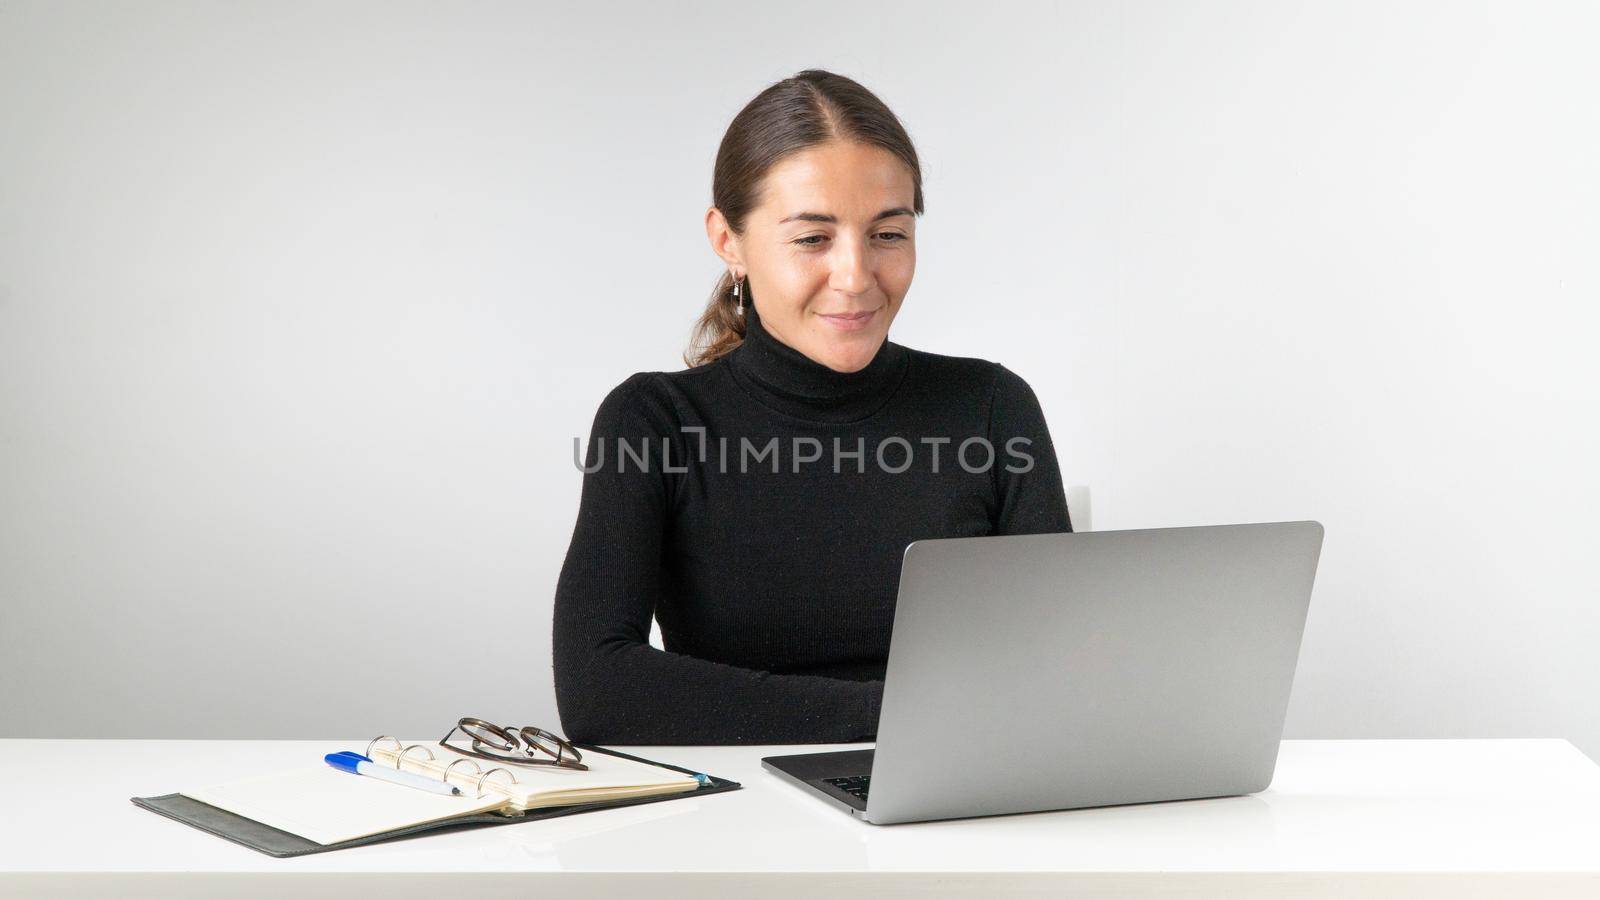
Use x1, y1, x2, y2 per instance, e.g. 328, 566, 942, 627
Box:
762, 520, 1324, 825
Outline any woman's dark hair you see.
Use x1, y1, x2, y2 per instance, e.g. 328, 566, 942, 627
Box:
685, 69, 925, 367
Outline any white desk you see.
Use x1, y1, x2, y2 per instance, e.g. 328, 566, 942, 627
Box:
2, 739, 1598, 898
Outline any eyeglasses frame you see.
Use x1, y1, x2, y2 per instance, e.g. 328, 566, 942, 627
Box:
438, 716, 589, 771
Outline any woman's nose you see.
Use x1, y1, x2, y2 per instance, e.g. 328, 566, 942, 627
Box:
829, 240, 874, 295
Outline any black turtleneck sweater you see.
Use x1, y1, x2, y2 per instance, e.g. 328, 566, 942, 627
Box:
552, 304, 1072, 745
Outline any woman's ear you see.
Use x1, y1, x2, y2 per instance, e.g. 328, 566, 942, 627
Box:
704, 206, 744, 270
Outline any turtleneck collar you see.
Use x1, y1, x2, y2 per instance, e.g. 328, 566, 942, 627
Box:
726, 302, 910, 424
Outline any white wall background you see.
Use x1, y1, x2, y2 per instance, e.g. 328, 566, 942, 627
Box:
2, 1, 1595, 758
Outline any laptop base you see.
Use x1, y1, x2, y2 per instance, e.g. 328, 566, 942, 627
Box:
761, 749, 874, 818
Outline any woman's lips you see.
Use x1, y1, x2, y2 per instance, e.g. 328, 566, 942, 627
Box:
817, 308, 879, 332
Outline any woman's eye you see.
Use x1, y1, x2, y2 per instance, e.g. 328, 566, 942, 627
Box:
792, 232, 907, 247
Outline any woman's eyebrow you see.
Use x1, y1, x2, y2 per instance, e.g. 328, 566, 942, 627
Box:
778, 206, 914, 225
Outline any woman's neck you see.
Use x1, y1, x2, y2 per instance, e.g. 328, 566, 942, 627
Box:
726, 302, 909, 424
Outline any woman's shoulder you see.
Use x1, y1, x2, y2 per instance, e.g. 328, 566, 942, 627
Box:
898, 343, 1036, 402
586, 370, 680, 434
587, 361, 723, 428
601, 358, 718, 400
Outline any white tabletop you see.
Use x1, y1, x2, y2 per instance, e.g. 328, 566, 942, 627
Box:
3, 738, 1599, 898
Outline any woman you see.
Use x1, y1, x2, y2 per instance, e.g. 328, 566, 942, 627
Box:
553, 69, 1071, 745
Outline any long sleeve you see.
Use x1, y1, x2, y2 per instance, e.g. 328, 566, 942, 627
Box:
552, 374, 883, 745
987, 364, 1074, 536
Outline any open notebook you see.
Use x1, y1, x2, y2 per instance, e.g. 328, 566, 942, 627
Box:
170, 740, 708, 847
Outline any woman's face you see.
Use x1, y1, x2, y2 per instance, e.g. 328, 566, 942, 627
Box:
708, 141, 916, 372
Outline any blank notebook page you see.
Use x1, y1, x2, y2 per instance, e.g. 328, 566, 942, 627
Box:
181, 765, 507, 845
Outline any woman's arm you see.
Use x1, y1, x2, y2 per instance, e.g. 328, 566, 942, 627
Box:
987, 364, 1074, 536
552, 374, 882, 745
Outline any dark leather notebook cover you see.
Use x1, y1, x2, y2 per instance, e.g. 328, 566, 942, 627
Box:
131, 744, 742, 858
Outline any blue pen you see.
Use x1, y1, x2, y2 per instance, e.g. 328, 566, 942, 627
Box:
325, 751, 463, 796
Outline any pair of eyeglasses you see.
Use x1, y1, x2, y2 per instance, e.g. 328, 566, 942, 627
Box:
439, 716, 589, 771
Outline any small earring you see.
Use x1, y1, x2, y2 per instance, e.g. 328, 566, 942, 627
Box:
732, 272, 744, 315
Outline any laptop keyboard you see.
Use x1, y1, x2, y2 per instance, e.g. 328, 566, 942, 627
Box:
823, 774, 871, 802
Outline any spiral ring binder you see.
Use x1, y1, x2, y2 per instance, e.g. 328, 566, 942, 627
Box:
367, 738, 518, 799
366, 735, 402, 759
476, 767, 518, 799
442, 758, 482, 785
398, 744, 435, 768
